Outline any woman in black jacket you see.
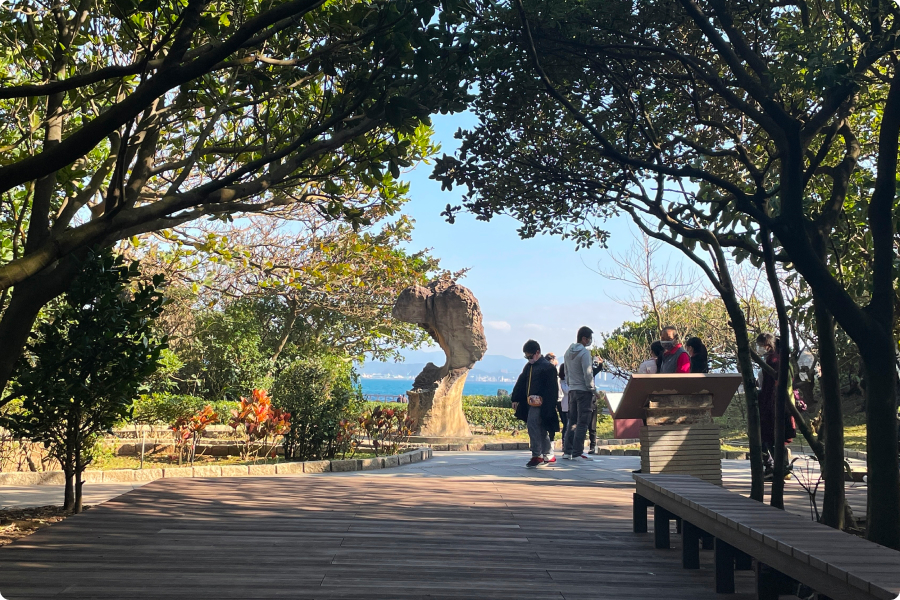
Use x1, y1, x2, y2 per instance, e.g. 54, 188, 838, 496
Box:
510, 339, 561, 468
685, 337, 709, 373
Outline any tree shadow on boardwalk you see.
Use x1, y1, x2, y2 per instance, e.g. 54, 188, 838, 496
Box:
0, 470, 757, 599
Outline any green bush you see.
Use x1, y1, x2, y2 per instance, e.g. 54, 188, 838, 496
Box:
463, 406, 524, 433
462, 394, 512, 409
272, 357, 361, 460
364, 397, 522, 434
131, 393, 237, 426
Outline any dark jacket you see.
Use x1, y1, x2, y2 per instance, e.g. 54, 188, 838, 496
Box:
758, 351, 796, 445
511, 356, 560, 433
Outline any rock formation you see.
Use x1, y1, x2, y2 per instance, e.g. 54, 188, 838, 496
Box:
392, 280, 487, 437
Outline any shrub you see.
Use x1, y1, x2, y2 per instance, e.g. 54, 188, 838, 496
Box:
463, 406, 524, 434
272, 357, 361, 461
173, 405, 219, 466
5, 251, 166, 512
357, 406, 415, 456
463, 394, 513, 409
131, 393, 236, 426
228, 389, 291, 461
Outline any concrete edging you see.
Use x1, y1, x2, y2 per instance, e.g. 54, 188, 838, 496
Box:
422, 439, 749, 460
0, 448, 432, 486
423, 438, 642, 452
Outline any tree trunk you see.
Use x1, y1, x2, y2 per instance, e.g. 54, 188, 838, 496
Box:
0, 255, 83, 399
269, 302, 299, 370
815, 294, 846, 529
721, 294, 766, 502
770, 343, 789, 509
63, 465, 75, 511
74, 451, 84, 514
861, 338, 900, 548
762, 229, 791, 509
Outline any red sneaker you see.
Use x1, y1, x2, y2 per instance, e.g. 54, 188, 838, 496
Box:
525, 457, 544, 469
541, 456, 557, 466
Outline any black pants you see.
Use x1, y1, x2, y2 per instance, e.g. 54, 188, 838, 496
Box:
588, 405, 598, 448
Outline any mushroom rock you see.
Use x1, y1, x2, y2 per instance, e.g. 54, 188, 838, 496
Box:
392, 280, 487, 437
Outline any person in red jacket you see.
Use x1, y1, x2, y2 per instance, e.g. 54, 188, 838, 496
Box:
658, 326, 691, 373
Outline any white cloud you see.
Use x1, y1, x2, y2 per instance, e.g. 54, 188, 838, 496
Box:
485, 320, 511, 331
524, 323, 551, 332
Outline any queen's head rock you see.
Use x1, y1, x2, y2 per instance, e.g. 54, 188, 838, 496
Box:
392, 280, 487, 437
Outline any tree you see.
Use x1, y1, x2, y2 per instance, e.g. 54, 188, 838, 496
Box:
435, 0, 900, 546
2, 251, 166, 512
272, 356, 360, 461
594, 233, 701, 337
135, 208, 448, 399
0, 0, 476, 395
139, 208, 447, 363
598, 297, 776, 378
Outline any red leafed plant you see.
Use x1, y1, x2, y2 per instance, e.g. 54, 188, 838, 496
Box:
229, 389, 291, 461
358, 406, 415, 457
336, 418, 360, 459
172, 405, 218, 466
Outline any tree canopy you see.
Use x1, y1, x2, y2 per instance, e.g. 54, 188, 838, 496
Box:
434, 0, 900, 546
0, 0, 476, 393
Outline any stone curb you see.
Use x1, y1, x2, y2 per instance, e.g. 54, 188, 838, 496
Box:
0, 448, 432, 487
422, 440, 752, 461
423, 438, 642, 452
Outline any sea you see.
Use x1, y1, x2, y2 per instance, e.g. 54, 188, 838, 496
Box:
360, 375, 624, 399
360, 379, 511, 398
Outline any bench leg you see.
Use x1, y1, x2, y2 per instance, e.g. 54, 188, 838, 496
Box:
734, 549, 752, 570
681, 521, 700, 569
756, 562, 779, 600
714, 538, 735, 593
701, 532, 714, 550
633, 494, 651, 533
757, 562, 794, 600
654, 506, 671, 549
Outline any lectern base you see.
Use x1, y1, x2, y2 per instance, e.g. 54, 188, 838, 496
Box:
639, 424, 722, 485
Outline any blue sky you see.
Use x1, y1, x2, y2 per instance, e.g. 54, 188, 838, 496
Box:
390, 111, 696, 359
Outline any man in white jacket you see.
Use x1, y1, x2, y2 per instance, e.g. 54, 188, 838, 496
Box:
562, 326, 598, 461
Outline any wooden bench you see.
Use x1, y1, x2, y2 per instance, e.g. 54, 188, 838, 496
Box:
633, 474, 900, 600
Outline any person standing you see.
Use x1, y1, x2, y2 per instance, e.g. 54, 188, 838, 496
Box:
658, 326, 691, 373
546, 353, 563, 452
511, 340, 560, 468
558, 363, 569, 437
638, 341, 664, 374
685, 337, 710, 373
756, 333, 795, 479
563, 326, 597, 461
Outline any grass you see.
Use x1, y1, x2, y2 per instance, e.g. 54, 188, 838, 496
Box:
843, 424, 866, 451
713, 394, 874, 452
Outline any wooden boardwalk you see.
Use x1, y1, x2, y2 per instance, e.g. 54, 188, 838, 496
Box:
0, 459, 759, 599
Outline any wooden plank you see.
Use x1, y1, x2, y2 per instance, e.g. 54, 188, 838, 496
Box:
0, 469, 764, 600
634, 474, 900, 600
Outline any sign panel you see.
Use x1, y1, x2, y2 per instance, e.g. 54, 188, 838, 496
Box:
610, 374, 742, 420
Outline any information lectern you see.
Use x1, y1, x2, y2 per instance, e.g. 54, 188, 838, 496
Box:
610, 374, 742, 486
